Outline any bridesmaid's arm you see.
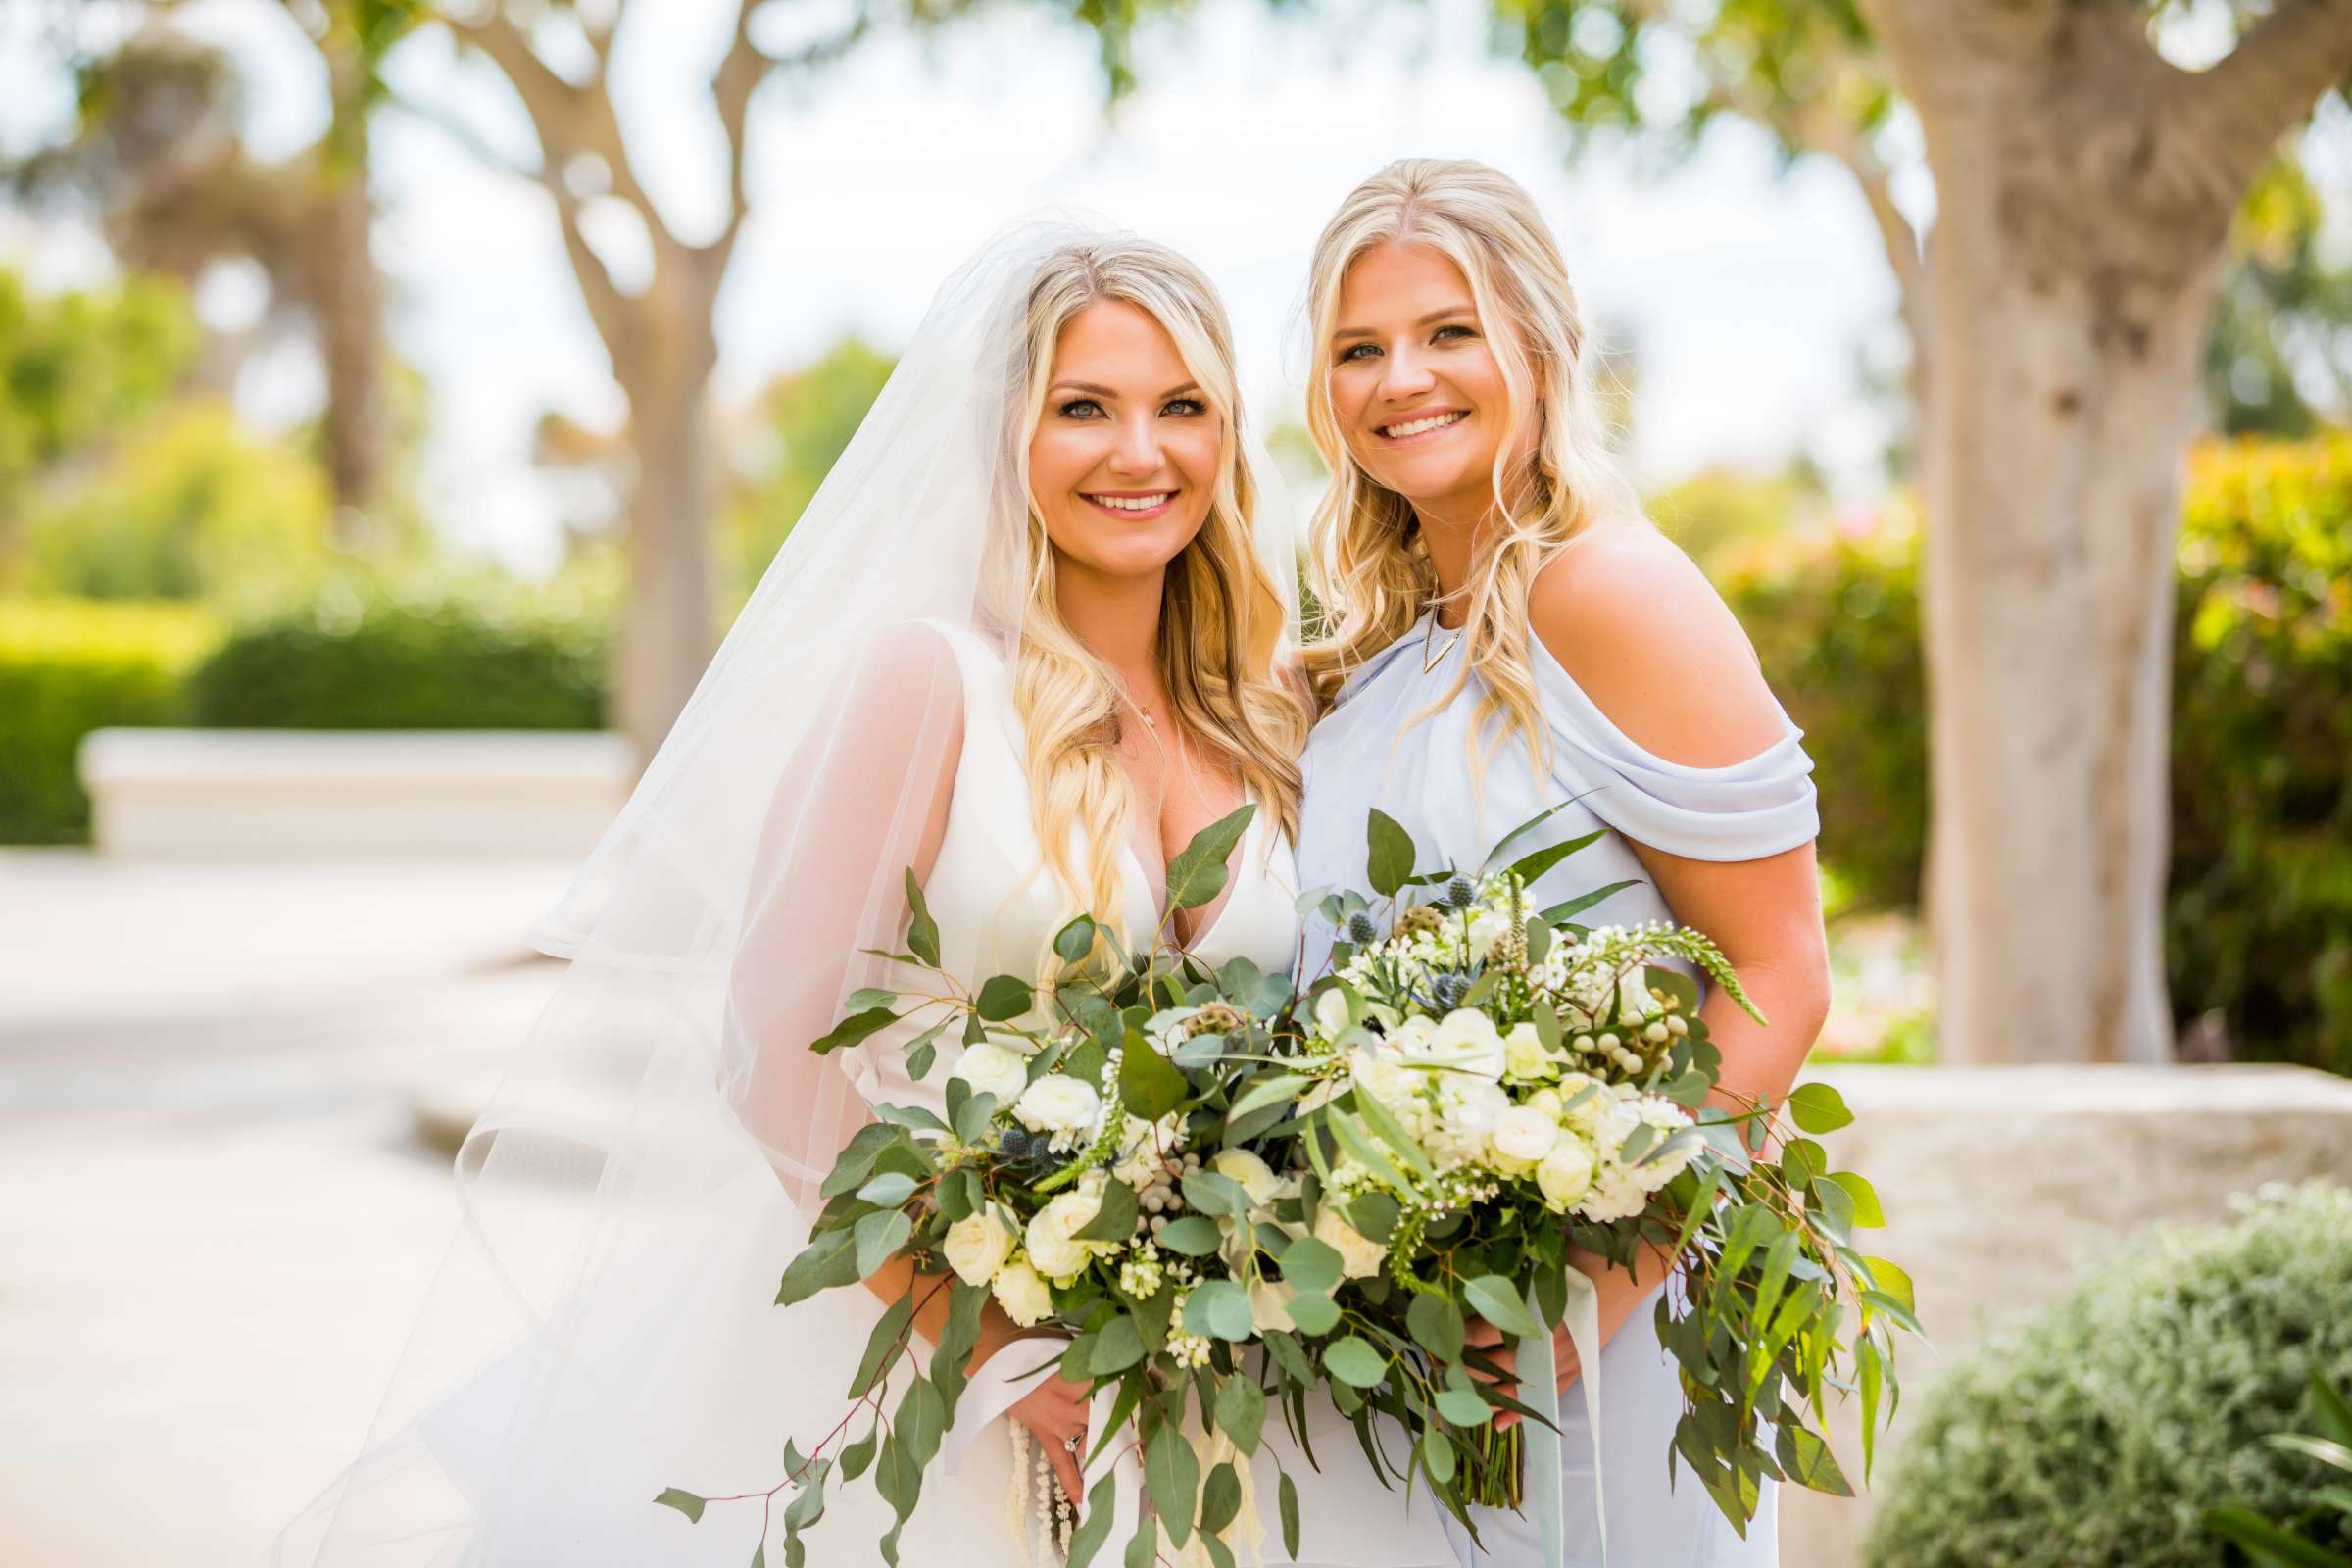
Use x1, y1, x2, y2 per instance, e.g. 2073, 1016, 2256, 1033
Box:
1531, 528, 1831, 1346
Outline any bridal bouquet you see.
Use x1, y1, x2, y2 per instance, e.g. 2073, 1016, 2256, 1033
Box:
1286, 806, 1918, 1539
659, 808, 1407, 1568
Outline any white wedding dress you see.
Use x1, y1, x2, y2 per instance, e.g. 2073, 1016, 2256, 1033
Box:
283, 619, 1458, 1567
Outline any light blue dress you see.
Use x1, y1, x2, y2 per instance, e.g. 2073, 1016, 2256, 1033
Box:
1295, 609, 1820, 1568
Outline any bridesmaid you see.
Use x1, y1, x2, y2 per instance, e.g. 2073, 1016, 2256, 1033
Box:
1292, 158, 1832, 1566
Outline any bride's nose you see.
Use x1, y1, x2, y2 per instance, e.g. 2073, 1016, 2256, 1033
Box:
1106, 413, 1166, 477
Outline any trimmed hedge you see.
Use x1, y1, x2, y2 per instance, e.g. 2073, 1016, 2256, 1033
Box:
1714, 436, 2352, 1072
0, 599, 223, 843
1865, 1182, 2352, 1568
184, 591, 607, 732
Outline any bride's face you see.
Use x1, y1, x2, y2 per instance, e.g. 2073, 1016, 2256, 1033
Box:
1028, 298, 1221, 584
1326, 241, 1517, 525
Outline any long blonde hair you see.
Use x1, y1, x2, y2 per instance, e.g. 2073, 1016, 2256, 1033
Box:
992, 237, 1307, 949
1299, 158, 1641, 774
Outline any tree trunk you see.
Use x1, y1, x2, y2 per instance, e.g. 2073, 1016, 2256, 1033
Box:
313, 37, 386, 541
1904, 20, 2233, 1064
612, 367, 717, 762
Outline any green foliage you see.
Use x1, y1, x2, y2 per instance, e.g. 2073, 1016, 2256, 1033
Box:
1713, 505, 1928, 911
0, 269, 200, 551
20, 398, 336, 606
2169, 436, 2352, 1076
0, 597, 223, 842
722, 338, 896, 604
183, 567, 612, 730
1715, 435, 2352, 1071
1866, 1183, 2352, 1568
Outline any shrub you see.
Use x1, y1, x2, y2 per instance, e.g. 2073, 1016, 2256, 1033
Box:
1714, 506, 1930, 911
184, 573, 611, 731
1866, 1183, 2352, 1568
1713, 436, 2352, 1071
0, 598, 223, 843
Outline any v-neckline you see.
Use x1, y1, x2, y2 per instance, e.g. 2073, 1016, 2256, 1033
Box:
1116, 792, 1258, 955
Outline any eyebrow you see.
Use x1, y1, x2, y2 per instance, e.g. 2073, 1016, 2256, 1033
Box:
1331, 307, 1478, 341
1050, 379, 1201, 400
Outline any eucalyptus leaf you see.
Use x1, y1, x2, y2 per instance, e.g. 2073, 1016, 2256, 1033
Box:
653, 1488, 706, 1525
1787, 1081, 1855, 1134
1147, 1420, 1200, 1546
1155, 1215, 1223, 1256
857, 1171, 919, 1208
775, 1227, 859, 1306
1120, 1026, 1188, 1119
1325, 1335, 1389, 1389
1166, 805, 1257, 912
904, 870, 939, 967
1286, 1291, 1341, 1337
1215, 1375, 1266, 1456
853, 1208, 912, 1278
1463, 1275, 1543, 1340
976, 974, 1033, 1022
1279, 1237, 1345, 1297
1407, 1292, 1466, 1363
810, 1006, 897, 1056
1366, 808, 1415, 898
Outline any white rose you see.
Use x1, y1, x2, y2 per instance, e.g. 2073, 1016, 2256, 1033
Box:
1391, 1015, 1439, 1055
991, 1259, 1054, 1327
1348, 1048, 1416, 1113
1420, 1009, 1507, 1080
1110, 1114, 1172, 1188
1211, 1149, 1282, 1206
1312, 1207, 1389, 1279
951, 1042, 1028, 1105
1313, 986, 1354, 1041
1502, 1023, 1561, 1084
1490, 1104, 1561, 1165
1024, 1190, 1107, 1280
1013, 1073, 1102, 1136
1536, 1139, 1595, 1208
942, 1209, 1016, 1286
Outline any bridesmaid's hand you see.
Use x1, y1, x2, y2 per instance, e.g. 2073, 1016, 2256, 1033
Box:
1462, 1316, 1584, 1431
1004, 1362, 1093, 1500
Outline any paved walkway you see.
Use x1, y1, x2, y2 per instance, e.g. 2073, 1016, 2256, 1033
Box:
0, 853, 574, 1568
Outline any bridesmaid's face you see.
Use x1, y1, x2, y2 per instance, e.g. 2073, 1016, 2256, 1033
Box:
1327, 242, 1514, 525
1028, 299, 1221, 585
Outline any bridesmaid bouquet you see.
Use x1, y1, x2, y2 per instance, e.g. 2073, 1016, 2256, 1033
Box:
1288, 805, 1918, 1539
658, 808, 1426, 1568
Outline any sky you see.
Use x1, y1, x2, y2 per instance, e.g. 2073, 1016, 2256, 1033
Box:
3, 0, 1952, 574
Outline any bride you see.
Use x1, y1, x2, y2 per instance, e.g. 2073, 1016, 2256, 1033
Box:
278, 220, 1455, 1567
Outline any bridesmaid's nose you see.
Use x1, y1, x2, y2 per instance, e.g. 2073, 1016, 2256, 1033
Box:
1377, 343, 1438, 406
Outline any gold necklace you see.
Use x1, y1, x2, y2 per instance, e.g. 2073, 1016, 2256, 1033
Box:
1420, 613, 1460, 674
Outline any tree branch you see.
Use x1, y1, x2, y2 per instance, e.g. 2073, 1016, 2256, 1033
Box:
708, 0, 773, 267
2181, 0, 2352, 199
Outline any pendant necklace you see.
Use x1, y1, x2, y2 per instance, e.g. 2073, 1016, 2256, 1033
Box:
1421, 612, 1460, 675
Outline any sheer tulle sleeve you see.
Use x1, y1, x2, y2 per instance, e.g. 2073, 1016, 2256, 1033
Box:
720, 622, 966, 1207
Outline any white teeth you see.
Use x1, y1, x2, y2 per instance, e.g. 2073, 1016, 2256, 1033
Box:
1088, 493, 1173, 512
1381, 412, 1465, 438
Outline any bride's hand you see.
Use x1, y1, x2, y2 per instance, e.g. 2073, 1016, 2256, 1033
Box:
1005, 1362, 1093, 1500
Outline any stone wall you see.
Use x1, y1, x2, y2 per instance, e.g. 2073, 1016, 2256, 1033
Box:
1778, 1063, 2352, 1566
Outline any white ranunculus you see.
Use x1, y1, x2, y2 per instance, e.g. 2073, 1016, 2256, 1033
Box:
942, 1209, 1015, 1286
1312, 1206, 1390, 1279
992, 1259, 1054, 1327
1013, 1073, 1102, 1136
1490, 1104, 1562, 1164
951, 1042, 1029, 1104
1419, 1009, 1507, 1080
1348, 1048, 1416, 1113
1502, 1022, 1561, 1083
1391, 1014, 1440, 1055
1536, 1139, 1595, 1208
1313, 986, 1353, 1041
1024, 1190, 1106, 1280
1211, 1149, 1282, 1205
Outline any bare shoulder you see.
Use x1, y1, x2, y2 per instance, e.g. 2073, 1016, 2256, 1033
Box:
1527, 523, 1787, 766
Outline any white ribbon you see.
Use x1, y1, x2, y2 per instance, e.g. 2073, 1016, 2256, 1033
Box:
1520, 1272, 1605, 1568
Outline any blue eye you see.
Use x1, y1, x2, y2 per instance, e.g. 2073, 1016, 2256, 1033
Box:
1163, 397, 1206, 416
1434, 324, 1475, 342
1339, 343, 1381, 363
1058, 399, 1103, 419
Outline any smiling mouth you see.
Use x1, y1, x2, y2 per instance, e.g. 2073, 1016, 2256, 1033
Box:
1083, 491, 1176, 515
1378, 411, 1467, 441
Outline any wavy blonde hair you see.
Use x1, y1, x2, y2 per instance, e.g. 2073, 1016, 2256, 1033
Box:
1299, 158, 1642, 775
989, 237, 1307, 951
